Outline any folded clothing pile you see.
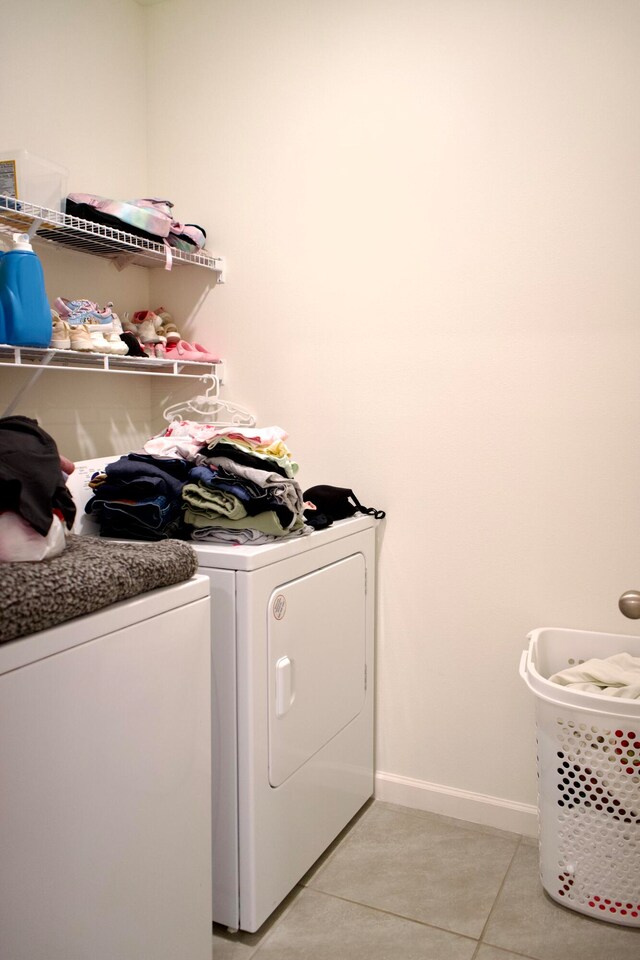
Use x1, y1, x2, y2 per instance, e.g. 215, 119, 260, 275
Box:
183, 459, 305, 543
87, 423, 308, 545
86, 454, 192, 541
152, 421, 307, 544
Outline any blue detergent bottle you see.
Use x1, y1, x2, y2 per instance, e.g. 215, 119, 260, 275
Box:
0, 233, 52, 347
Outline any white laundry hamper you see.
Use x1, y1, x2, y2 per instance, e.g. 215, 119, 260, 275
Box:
520, 627, 640, 927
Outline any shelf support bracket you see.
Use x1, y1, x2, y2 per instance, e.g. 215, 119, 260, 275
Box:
26, 218, 44, 241
1, 349, 56, 417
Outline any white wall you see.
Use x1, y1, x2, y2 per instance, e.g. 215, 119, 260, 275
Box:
2, 0, 149, 200
1, 0, 154, 458
146, 0, 640, 829
4, 0, 640, 831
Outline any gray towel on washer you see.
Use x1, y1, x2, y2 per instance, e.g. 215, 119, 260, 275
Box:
0, 535, 198, 644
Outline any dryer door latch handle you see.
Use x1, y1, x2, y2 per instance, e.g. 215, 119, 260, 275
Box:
275, 656, 295, 717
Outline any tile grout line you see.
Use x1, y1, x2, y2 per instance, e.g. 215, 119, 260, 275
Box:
227, 885, 309, 959
301, 884, 482, 948
242, 864, 543, 960
471, 835, 552, 960
377, 801, 524, 842
471, 834, 526, 958
299, 798, 376, 888
237, 810, 538, 960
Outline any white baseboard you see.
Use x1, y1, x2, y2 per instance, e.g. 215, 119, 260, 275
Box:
375, 770, 538, 838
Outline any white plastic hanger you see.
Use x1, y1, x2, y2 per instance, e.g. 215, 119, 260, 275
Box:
162, 374, 256, 427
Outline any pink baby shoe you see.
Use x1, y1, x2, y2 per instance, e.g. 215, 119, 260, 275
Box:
165, 340, 219, 363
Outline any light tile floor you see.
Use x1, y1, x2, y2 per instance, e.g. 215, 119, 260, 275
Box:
212, 799, 640, 960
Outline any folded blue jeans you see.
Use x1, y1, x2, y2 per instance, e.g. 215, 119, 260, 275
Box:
90, 495, 179, 529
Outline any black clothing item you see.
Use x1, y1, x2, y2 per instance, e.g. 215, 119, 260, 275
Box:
303, 485, 386, 521
0, 416, 76, 535
119, 332, 147, 357
203, 442, 289, 478
303, 508, 333, 530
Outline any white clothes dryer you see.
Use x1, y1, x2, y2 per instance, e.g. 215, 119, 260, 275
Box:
0, 574, 212, 960
69, 458, 376, 933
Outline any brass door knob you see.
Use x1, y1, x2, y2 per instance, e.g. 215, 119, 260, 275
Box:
618, 590, 640, 619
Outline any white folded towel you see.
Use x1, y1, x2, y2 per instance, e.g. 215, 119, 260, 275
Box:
549, 652, 640, 700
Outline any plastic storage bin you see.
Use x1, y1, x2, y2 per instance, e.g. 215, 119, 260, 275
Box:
520, 627, 640, 927
0, 149, 68, 212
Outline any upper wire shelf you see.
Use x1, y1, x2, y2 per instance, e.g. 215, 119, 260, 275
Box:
0, 344, 224, 381
0, 195, 224, 275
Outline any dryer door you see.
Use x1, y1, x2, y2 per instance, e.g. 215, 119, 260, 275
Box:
268, 553, 366, 787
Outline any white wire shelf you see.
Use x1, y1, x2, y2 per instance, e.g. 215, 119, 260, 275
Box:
0, 344, 224, 380
0, 195, 224, 276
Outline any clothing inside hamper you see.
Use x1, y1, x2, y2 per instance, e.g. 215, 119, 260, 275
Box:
0, 535, 198, 644
549, 652, 640, 700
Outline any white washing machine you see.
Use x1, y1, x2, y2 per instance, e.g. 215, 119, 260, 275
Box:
69, 458, 376, 933
0, 574, 212, 960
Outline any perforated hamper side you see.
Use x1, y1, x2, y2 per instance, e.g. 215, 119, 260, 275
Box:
521, 627, 640, 927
